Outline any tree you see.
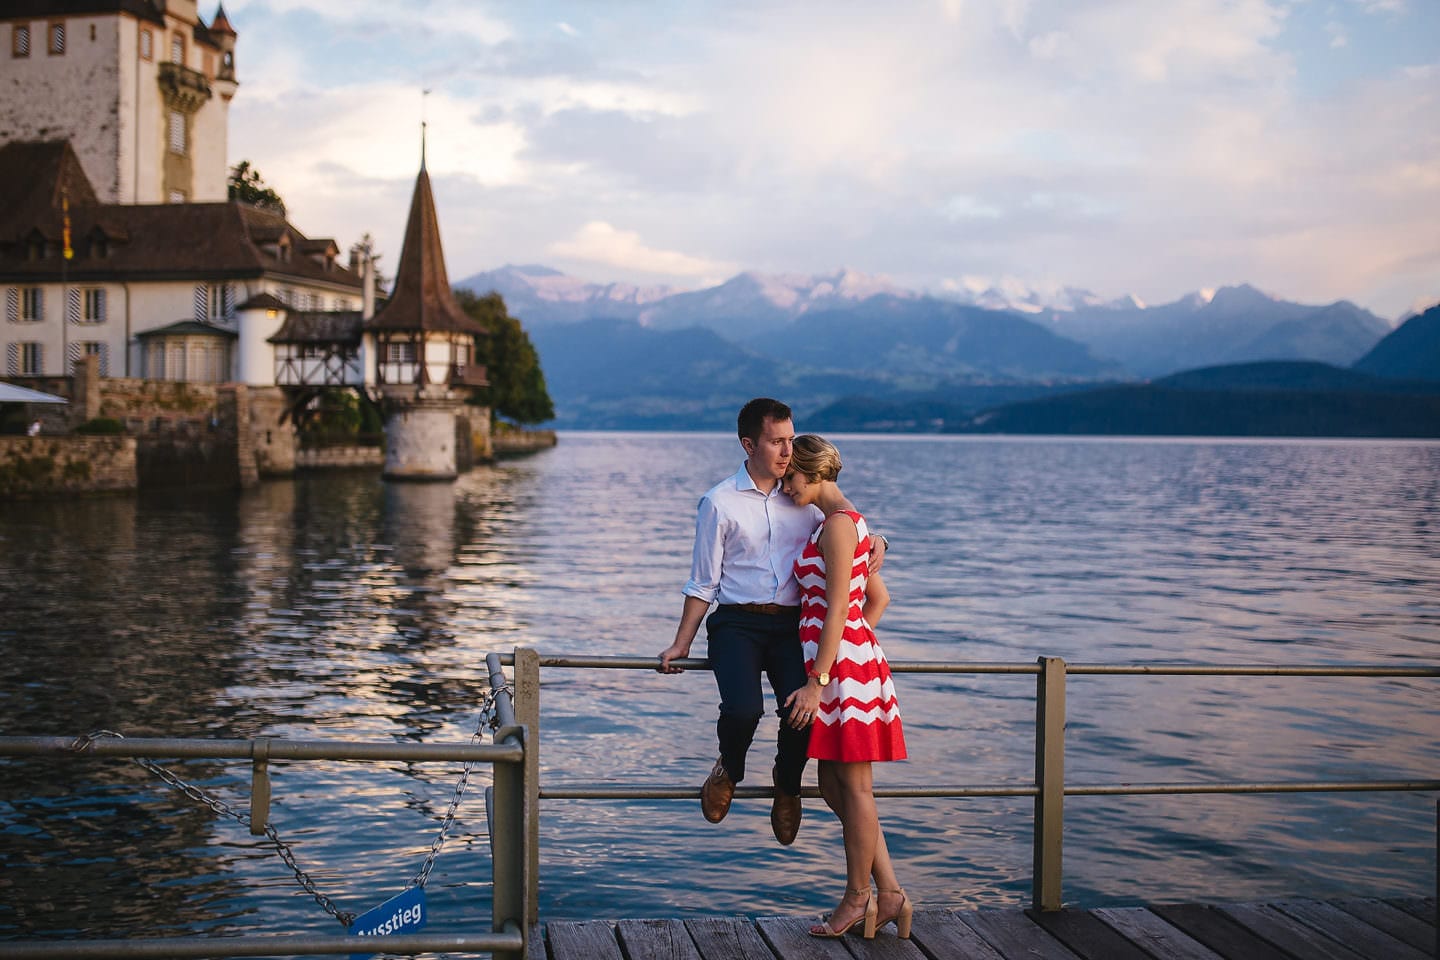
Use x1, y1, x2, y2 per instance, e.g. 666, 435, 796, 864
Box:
228, 160, 286, 216
455, 289, 555, 425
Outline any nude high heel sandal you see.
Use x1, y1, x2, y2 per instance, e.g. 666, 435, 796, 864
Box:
877, 887, 913, 939
808, 887, 878, 939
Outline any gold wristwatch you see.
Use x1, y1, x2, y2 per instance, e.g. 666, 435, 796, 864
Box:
810, 667, 831, 687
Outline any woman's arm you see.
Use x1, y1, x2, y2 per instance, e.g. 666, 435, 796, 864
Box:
863, 570, 889, 626
815, 512, 859, 677
784, 513, 859, 727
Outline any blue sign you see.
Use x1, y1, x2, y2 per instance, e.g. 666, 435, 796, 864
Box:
349, 885, 427, 960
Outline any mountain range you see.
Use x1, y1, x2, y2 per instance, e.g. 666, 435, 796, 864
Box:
456, 265, 1431, 431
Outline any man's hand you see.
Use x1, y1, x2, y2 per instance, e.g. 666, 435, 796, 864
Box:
657, 640, 692, 674
868, 533, 887, 575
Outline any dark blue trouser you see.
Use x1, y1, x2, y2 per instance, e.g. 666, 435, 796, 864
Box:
706, 605, 810, 797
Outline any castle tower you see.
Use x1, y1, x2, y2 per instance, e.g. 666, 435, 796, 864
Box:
0, 1, 237, 204
365, 153, 488, 480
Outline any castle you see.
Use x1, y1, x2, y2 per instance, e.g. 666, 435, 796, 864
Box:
0, 1, 497, 480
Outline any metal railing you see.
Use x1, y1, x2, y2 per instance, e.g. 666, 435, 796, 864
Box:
496, 650, 1440, 915
0, 658, 534, 960
1, 649, 1435, 956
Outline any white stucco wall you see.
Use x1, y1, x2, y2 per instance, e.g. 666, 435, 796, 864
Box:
0, 15, 123, 202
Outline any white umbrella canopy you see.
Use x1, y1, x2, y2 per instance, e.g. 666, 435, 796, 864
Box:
0, 382, 68, 404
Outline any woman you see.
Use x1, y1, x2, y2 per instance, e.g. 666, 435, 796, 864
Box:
782, 435, 910, 940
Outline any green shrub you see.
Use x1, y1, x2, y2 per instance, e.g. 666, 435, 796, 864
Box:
74, 417, 125, 435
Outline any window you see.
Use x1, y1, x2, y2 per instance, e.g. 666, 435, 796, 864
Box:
139, 28, 152, 61
48, 21, 64, 55
82, 288, 106, 323
170, 32, 183, 64
12, 24, 30, 57
20, 342, 43, 375
205, 283, 233, 322
167, 109, 186, 155
385, 341, 417, 364
17, 287, 44, 322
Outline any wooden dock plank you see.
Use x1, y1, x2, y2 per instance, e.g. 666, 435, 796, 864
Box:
753, 917, 852, 960
961, 908, 1083, 960
1217, 903, 1364, 960
534, 898, 1435, 960
1333, 898, 1436, 954
684, 916, 777, 960
1026, 908, 1155, 960
1384, 898, 1436, 925
1092, 907, 1226, 960
548, 919, 625, 960
618, 918, 705, 960
1150, 903, 1293, 960
1272, 899, 1431, 960
906, 909, 1007, 959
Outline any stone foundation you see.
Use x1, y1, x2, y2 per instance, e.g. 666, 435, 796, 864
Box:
0, 436, 137, 498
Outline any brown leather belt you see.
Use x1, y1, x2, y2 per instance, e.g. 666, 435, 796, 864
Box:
721, 602, 800, 616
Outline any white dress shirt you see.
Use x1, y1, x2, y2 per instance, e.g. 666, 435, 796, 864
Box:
683, 463, 824, 606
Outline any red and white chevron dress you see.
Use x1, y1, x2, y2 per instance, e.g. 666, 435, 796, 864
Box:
796, 510, 906, 762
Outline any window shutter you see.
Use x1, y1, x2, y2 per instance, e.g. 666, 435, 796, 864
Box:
66, 341, 81, 374
221, 284, 234, 320
97, 288, 107, 323
35, 289, 43, 321
67, 287, 80, 324
194, 284, 208, 322
6, 288, 16, 323
5, 343, 16, 375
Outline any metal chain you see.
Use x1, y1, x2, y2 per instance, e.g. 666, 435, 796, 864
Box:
411, 684, 507, 889
70, 690, 508, 929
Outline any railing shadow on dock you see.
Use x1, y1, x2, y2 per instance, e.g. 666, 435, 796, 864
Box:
0, 647, 1436, 958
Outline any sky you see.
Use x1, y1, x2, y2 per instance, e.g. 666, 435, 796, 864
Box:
225, 0, 1440, 320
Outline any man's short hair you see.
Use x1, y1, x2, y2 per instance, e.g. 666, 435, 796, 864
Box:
737, 397, 792, 442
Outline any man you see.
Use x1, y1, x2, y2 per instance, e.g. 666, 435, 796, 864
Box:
658, 397, 884, 845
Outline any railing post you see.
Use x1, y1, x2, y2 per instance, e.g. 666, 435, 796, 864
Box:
489, 722, 527, 960
488, 647, 539, 960
513, 647, 540, 928
1033, 656, 1066, 911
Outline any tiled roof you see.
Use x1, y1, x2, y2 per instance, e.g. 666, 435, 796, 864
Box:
366, 166, 487, 335
236, 292, 288, 311
269, 311, 363, 344
135, 319, 238, 339
0, 140, 362, 291
0, 2, 166, 27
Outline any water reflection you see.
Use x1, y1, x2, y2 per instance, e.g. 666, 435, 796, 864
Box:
1, 436, 1438, 939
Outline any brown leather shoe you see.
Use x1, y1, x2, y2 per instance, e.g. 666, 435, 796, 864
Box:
770, 766, 802, 845
701, 760, 734, 823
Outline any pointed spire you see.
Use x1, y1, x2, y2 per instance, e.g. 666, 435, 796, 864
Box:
211, 3, 236, 36
366, 164, 485, 334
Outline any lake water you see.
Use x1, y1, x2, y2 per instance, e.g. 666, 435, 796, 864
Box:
1, 432, 1438, 944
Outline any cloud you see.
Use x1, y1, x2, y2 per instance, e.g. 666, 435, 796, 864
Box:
547, 222, 737, 281
220, 0, 1440, 318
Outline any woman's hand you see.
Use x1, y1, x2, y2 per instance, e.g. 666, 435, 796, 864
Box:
784, 681, 823, 728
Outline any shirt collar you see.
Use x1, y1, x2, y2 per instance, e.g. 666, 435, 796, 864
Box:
735, 461, 782, 498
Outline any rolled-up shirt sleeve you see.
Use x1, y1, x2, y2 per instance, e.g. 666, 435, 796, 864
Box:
682, 494, 725, 602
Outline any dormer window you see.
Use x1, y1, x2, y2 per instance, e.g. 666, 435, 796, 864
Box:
277, 235, 291, 262
48, 22, 64, 56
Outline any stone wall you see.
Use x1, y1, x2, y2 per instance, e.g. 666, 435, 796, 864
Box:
0, 435, 137, 498
493, 428, 558, 458
295, 446, 384, 470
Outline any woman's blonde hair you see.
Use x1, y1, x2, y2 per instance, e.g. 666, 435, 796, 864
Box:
791, 434, 842, 482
